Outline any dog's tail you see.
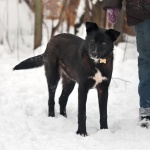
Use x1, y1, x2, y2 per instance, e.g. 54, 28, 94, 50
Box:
13, 54, 43, 70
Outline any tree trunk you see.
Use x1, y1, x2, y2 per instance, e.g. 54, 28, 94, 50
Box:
84, 0, 92, 22
51, 0, 68, 38
91, 1, 106, 28
34, 0, 43, 50
114, 1, 126, 45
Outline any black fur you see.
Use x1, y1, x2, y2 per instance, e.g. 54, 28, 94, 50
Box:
13, 55, 43, 70
14, 22, 120, 136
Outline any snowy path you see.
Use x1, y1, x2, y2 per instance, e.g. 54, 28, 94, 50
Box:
0, 44, 150, 150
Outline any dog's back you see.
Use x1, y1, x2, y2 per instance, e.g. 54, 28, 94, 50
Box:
44, 33, 84, 61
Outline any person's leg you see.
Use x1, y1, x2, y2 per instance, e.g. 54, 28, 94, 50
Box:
134, 20, 150, 121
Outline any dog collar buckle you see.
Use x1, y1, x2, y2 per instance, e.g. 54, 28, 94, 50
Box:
99, 58, 106, 64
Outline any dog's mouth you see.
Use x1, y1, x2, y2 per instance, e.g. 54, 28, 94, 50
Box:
90, 55, 98, 60
90, 56, 107, 64
90, 51, 105, 60
90, 53, 105, 60
90, 52, 97, 58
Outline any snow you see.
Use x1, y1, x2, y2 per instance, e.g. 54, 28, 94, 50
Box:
0, 0, 150, 150
75, 0, 85, 24
0, 0, 34, 51
1, 36, 150, 150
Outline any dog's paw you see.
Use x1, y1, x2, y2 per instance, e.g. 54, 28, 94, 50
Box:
48, 111, 55, 117
60, 111, 67, 118
76, 130, 88, 137
60, 109, 67, 117
100, 126, 108, 129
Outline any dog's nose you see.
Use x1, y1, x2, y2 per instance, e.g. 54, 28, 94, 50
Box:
91, 51, 97, 57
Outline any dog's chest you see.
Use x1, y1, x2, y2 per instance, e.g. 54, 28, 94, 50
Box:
89, 68, 107, 88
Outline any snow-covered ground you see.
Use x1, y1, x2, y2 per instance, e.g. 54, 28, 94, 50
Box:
2, 36, 150, 150
1, 0, 150, 150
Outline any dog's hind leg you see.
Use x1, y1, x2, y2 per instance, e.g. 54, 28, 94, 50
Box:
45, 63, 60, 117
59, 74, 75, 117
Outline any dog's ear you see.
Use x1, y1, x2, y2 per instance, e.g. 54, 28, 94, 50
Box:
106, 29, 120, 41
86, 22, 99, 33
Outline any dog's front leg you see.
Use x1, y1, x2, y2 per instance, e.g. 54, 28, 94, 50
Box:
76, 84, 88, 136
97, 84, 109, 129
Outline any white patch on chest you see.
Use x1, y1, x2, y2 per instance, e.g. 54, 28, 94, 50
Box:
89, 69, 107, 88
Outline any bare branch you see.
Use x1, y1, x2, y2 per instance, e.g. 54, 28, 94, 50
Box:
51, 0, 68, 37
112, 77, 132, 83
43, 20, 50, 41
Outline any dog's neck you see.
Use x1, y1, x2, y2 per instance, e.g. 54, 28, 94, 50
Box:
91, 57, 107, 64
91, 52, 113, 64
80, 46, 113, 65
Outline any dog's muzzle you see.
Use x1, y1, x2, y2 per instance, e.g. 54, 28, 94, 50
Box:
91, 51, 97, 58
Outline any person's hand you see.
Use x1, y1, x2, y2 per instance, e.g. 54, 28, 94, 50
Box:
107, 8, 120, 24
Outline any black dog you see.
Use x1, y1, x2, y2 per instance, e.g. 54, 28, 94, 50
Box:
14, 22, 120, 136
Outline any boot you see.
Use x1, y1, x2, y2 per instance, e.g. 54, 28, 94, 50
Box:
139, 116, 150, 128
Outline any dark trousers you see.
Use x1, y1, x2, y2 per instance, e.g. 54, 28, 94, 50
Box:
135, 20, 150, 116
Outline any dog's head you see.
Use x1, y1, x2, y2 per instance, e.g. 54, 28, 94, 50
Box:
85, 22, 120, 59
